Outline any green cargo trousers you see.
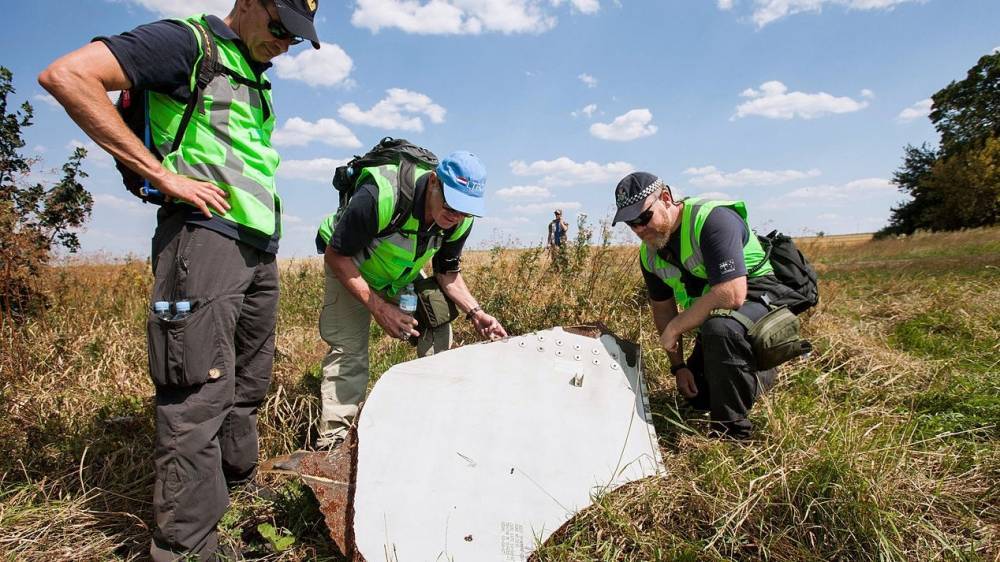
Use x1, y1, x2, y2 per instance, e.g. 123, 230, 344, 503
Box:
316, 263, 451, 447
147, 209, 278, 561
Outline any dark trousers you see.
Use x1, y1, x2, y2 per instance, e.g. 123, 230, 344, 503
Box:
147, 211, 278, 561
684, 300, 776, 438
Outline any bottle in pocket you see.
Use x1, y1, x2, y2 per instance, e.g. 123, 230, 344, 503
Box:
172, 300, 191, 321
154, 301, 172, 320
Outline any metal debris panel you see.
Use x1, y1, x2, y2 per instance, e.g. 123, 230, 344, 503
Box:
354, 327, 665, 561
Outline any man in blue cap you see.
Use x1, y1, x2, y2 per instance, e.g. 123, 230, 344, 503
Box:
313, 150, 508, 448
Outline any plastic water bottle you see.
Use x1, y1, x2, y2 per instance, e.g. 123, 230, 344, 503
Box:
172, 300, 191, 321
399, 284, 417, 316
153, 301, 171, 320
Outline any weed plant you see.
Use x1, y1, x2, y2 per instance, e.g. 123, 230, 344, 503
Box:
0, 224, 997, 561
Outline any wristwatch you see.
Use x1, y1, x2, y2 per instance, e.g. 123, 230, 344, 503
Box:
669, 362, 688, 375
466, 305, 482, 321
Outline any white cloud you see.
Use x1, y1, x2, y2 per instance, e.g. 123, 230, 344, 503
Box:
683, 165, 821, 187
278, 158, 350, 182
743, 0, 924, 28
695, 191, 735, 200
717, 0, 735, 9
896, 98, 932, 123
590, 109, 658, 141
733, 81, 870, 120
860, 88, 875, 99
93, 193, 148, 216
568, 0, 600, 13
33, 145, 47, 154
510, 157, 634, 186
780, 177, 893, 204
272, 43, 354, 87
116, 0, 234, 18
496, 185, 552, 200
510, 200, 583, 214
994, 46, 1000, 54
578, 73, 598, 88
271, 117, 362, 148
571, 103, 597, 118
33, 94, 59, 108
338, 88, 446, 132
351, 0, 598, 34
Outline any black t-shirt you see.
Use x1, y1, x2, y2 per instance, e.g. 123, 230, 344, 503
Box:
325, 174, 470, 275
644, 206, 750, 302
97, 16, 278, 254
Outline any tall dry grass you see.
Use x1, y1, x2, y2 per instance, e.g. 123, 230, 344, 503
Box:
1, 223, 998, 561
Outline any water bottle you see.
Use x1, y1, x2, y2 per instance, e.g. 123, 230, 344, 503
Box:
399, 284, 417, 316
153, 301, 171, 320
172, 300, 191, 321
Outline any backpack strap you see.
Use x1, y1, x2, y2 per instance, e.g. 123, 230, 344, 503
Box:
709, 308, 756, 332
383, 158, 418, 235
747, 230, 774, 276
170, 20, 222, 154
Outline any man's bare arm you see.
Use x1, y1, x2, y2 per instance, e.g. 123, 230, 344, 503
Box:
38, 42, 229, 217
325, 247, 418, 339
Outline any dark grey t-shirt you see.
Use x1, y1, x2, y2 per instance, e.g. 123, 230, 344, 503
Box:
97, 16, 278, 254
644, 206, 750, 302
323, 175, 470, 274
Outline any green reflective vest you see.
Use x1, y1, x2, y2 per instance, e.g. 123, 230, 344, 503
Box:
639, 198, 773, 309
317, 163, 474, 297
148, 15, 281, 237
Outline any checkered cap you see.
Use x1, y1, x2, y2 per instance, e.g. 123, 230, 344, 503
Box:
612, 172, 667, 225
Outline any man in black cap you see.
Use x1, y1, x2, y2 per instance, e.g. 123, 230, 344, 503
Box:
613, 172, 794, 439
39, 1, 320, 559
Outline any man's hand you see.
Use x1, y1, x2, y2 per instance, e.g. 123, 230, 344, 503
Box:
153, 171, 231, 218
372, 300, 420, 340
660, 321, 682, 353
675, 367, 699, 398
471, 310, 507, 340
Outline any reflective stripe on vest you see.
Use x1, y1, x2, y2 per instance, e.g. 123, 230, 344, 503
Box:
149, 15, 280, 237
641, 198, 773, 308
316, 163, 474, 296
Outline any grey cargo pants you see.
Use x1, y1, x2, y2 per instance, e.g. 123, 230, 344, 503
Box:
147, 210, 278, 561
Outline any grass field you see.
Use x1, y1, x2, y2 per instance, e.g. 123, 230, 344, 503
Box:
1, 226, 998, 561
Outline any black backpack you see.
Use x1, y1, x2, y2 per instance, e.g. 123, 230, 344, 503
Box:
750, 230, 820, 314
332, 137, 438, 235
114, 20, 223, 204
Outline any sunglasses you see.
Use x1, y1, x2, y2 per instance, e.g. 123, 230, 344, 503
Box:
261, 1, 303, 44
625, 204, 656, 228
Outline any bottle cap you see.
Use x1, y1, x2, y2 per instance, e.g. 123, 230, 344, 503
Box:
175, 301, 191, 312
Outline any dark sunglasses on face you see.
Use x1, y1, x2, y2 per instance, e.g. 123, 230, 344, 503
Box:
260, 1, 303, 44
625, 204, 656, 228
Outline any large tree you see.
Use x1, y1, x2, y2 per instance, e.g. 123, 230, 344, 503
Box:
0, 67, 93, 319
881, 52, 1000, 236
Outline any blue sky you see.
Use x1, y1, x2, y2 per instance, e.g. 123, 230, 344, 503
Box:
4, 0, 999, 257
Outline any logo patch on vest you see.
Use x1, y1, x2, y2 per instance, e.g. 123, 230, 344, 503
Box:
719, 258, 736, 275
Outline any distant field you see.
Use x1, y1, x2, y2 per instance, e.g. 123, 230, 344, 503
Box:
1, 227, 997, 561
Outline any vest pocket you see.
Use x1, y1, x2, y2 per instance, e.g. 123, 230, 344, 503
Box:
147, 295, 243, 387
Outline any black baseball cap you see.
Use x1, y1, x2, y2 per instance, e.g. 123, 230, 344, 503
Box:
275, 0, 321, 49
612, 172, 668, 226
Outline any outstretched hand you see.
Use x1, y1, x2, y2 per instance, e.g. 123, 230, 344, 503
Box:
472, 310, 507, 340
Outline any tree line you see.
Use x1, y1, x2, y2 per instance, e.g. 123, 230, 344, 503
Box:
880, 51, 1000, 237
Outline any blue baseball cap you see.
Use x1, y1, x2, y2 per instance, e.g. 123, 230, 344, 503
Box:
436, 151, 487, 217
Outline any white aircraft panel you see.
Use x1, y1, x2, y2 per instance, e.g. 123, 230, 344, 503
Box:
354, 327, 664, 561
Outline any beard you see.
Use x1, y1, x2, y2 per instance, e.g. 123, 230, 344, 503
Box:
646, 233, 670, 250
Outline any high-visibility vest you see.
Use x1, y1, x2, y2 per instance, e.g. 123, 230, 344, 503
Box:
317, 163, 473, 296
639, 198, 773, 308
148, 15, 281, 237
